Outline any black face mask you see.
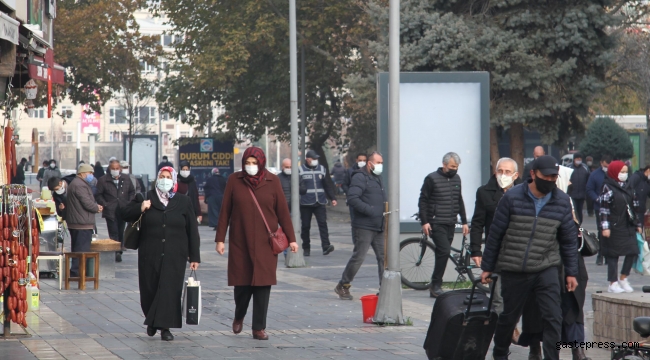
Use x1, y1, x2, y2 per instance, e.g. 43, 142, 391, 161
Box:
534, 176, 556, 195
446, 169, 457, 177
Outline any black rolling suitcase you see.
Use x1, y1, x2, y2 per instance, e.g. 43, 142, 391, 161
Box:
423, 276, 499, 360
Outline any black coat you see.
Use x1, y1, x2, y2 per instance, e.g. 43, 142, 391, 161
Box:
120, 191, 201, 329
11, 162, 25, 184
601, 178, 639, 257
95, 174, 135, 220
418, 168, 467, 226
52, 174, 76, 220
347, 167, 387, 232
342, 165, 360, 194
629, 170, 650, 218
204, 175, 227, 202
568, 164, 590, 200
469, 175, 522, 256
278, 172, 306, 206
177, 175, 201, 216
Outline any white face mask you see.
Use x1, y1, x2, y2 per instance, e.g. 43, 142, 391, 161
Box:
55, 182, 66, 195
497, 174, 515, 189
371, 163, 383, 176
180, 170, 191, 178
245, 165, 258, 176
310, 159, 319, 167
574, 160, 582, 166
49, 163, 55, 169
156, 178, 174, 193
122, 169, 130, 174
283, 168, 291, 175
110, 170, 121, 178
358, 161, 366, 168
603, 166, 608, 173
618, 172, 628, 182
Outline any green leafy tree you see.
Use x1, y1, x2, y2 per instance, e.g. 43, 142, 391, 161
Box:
55, 0, 161, 113
152, 0, 368, 169
579, 117, 633, 161
350, 0, 648, 172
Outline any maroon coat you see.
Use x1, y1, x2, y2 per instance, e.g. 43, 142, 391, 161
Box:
215, 171, 296, 286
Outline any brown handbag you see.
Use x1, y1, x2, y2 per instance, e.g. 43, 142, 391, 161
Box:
247, 187, 289, 255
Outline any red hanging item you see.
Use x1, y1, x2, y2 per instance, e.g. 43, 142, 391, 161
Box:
4, 125, 13, 183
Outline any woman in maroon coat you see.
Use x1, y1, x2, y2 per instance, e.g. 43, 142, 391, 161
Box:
215, 147, 298, 340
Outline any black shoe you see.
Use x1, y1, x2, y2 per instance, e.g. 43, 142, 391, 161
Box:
429, 284, 444, 298
115, 253, 122, 262
492, 354, 510, 360
146, 325, 157, 337
323, 245, 335, 255
304, 249, 310, 257
161, 329, 173, 341
596, 256, 603, 266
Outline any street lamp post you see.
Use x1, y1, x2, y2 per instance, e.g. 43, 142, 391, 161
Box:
374, 0, 404, 324
285, 0, 306, 268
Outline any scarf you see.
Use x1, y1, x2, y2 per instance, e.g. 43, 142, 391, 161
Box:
155, 166, 177, 206
242, 147, 267, 188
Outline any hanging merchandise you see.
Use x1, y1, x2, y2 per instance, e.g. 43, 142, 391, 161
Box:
0, 185, 38, 333
23, 80, 37, 100
4, 126, 13, 184
0, 128, 6, 186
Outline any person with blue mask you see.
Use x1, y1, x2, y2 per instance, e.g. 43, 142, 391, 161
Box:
66, 164, 103, 277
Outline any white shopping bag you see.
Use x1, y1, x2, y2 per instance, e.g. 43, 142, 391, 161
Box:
182, 270, 202, 325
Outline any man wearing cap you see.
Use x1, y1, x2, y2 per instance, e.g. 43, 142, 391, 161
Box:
481, 155, 578, 360
67, 164, 103, 276
96, 159, 135, 262
299, 150, 338, 256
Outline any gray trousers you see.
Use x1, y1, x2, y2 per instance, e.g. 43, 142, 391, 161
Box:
340, 228, 385, 285
491, 273, 504, 315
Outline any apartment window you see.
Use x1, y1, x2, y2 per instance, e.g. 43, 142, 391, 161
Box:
63, 131, 73, 143
163, 34, 173, 47
61, 106, 73, 118
160, 112, 169, 121
180, 131, 189, 138
109, 131, 122, 142
109, 107, 127, 124
38, 132, 45, 142
139, 60, 155, 73
138, 107, 157, 124
30, 108, 45, 118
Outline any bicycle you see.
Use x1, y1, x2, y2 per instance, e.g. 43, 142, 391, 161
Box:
399, 213, 488, 292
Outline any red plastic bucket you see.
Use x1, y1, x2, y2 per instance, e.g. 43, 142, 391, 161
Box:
360, 294, 378, 323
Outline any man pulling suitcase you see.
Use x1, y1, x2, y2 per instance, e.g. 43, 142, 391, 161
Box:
480, 156, 578, 360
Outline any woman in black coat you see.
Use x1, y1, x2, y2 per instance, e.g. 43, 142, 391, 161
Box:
177, 160, 202, 224
599, 160, 640, 293
120, 166, 200, 341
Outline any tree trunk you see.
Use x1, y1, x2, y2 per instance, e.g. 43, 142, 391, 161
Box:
490, 126, 500, 171
510, 123, 525, 176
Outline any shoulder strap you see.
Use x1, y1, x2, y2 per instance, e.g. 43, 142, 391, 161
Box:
247, 187, 272, 234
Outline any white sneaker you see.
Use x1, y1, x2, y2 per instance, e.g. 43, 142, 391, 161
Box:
608, 282, 625, 293
619, 279, 634, 293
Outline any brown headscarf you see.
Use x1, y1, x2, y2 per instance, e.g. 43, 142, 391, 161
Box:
242, 147, 267, 188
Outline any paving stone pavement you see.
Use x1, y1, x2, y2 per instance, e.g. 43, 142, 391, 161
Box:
0, 201, 646, 359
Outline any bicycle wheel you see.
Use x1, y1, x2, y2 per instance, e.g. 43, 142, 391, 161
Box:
464, 252, 490, 293
400, 238, 436, 290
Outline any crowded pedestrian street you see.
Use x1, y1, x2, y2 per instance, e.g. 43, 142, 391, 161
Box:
0, 202, 623, 359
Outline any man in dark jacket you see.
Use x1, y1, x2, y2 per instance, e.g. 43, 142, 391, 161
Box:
299, 150, 338, 256
67, 164, 103, 276
157, 155, 174, 172
469, 157, 521, 315
277, 158, 306, 210
204, 168, 228, 228
586, 154, 612, 265
481, 155, 578, 360
629, 165, 650, 222
342, 153, 367, 246
418, 152, 469, 297
569, 152, 590, 225
96, 159, 135, 262
36, 160, 48, 186
585, 156, 596, 216
11, 158, 27, 184
335, 152, 385, 300
48, 174, 77, 220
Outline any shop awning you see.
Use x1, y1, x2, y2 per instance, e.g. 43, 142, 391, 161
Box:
0, 12, 18, 45
28, 56, 65, 85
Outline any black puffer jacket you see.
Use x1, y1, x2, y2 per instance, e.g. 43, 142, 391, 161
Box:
418, 168, 467, 225
347, 167, 387, 232
469, 175, 522, 257
629, 170, 650, 219
568, 164, 590, 200
481, 182, 578, 276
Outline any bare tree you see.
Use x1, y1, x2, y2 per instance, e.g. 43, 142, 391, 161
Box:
115, 79, 155, 169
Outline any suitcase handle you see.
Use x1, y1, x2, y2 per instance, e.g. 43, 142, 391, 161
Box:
465, 275, 498, 318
